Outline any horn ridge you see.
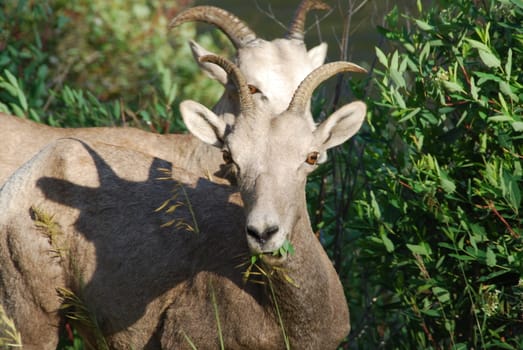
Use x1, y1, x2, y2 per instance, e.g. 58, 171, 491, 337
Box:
287, 0, 331, 41
287, 62, 367, 113
198, 55, 254, 113
169, 6, 257, 48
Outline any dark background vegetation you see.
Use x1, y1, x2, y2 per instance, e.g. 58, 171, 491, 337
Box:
0, 0, 522, 349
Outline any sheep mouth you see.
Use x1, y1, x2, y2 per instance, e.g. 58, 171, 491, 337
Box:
259, 251, 288, 266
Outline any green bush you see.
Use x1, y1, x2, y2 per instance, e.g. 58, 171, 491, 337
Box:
334, 0, 523, 348
0, 0, 225, 131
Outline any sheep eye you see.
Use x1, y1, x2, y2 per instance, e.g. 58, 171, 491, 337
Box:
247, 84, 261, 94
305, 152, 320, 165
222, 150, 233, 164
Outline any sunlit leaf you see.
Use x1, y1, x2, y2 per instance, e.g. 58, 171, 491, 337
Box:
407, 243, 432, 256
432, 286, 450, 304
478, 49, 501, 68
381, 232, 395, 253
486, 247, 497, 267
376, 47, 388, 68
415, 19, 434, 31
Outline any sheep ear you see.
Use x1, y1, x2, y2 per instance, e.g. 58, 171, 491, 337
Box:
180, 100, 226, 147
189, 40, 228, 85
307, 43, 328, 69
314, 101, 366, 152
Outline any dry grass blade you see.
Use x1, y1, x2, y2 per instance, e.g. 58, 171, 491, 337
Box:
155, 170, 200, 234
30, 206, 66, 260
57, 287, 109, 350
238, 256, 296, 349
181, 330, 198, 350
239, 241, 299, 288
0, 304, 22, 348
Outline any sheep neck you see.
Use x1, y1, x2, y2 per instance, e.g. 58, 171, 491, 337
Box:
256, 198, 350, 347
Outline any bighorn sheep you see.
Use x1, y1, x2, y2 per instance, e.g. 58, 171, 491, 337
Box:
0, 114, 210, 185
0, 0, 330, 185
169, 0, 330, 119
0, 57, 366, 349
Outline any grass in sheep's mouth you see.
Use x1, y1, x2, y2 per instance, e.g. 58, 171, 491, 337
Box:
238, 239, 298, 287
236, 246, 296, 350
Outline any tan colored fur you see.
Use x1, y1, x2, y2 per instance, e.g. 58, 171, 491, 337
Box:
0, 4, 328, 186
0, 138, 349, 349
0, 113, 220, 185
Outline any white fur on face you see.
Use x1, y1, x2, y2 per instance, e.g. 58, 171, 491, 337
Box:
237, 40, 322, 117
226, 113, 316, 254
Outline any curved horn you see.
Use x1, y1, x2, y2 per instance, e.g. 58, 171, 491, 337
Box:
287, 0, 331, 41
287, 62, 367, 113
199, 55, 254, 113
169, 6, 257, 49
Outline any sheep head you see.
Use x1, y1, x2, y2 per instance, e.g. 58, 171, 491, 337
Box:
169, 1, 330, 120
180, 56, 367, 261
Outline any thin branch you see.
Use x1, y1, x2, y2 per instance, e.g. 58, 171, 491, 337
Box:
305, 8, 334, 38
255, 0, 287, 32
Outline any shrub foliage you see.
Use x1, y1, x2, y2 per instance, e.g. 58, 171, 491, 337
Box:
336, 0, 523, 348
0, 0, 225, 131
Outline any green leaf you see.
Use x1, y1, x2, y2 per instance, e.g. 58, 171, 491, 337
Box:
407, 243, 432, 256
0, 101, 10, 114
10, 103, 25, 118
381, 232, 395, 253
489, 115, 513, 123
442, 80, 464, 93
419, 42, 431, 64
398, 107, 421, 123
439, 170, 456, 194
3, 70, 27, 112
375, 47, 388, 68
502, 171, 521, 212
283, 239, 295, 256
420, 308, 440, 317
469, 223, 487, 241
438, 242, 456, 251
390, 68, 406, 88
464, 38, 501, 68
498, 92, 510, 116
370, 191, 381, 219
499, 81, 518, 101
415, 19, 434, 31
505, 48, 512, 80
510, 0, 523, 9
392, 89, 406, 109
432, 286, 450, 304
167, 83, 178, 106
390, 51, 399, 73
0, 82, 17, 98
475, 71, 503, 84
250, 255, 258, 265
486, 247, 497, 267
449, 253, 476, 261
512, 121, 523, 131
478, 49, 501, 68
465, 38, 490, 51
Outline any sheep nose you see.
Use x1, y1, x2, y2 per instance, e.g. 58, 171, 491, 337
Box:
246, 225, 279, 244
